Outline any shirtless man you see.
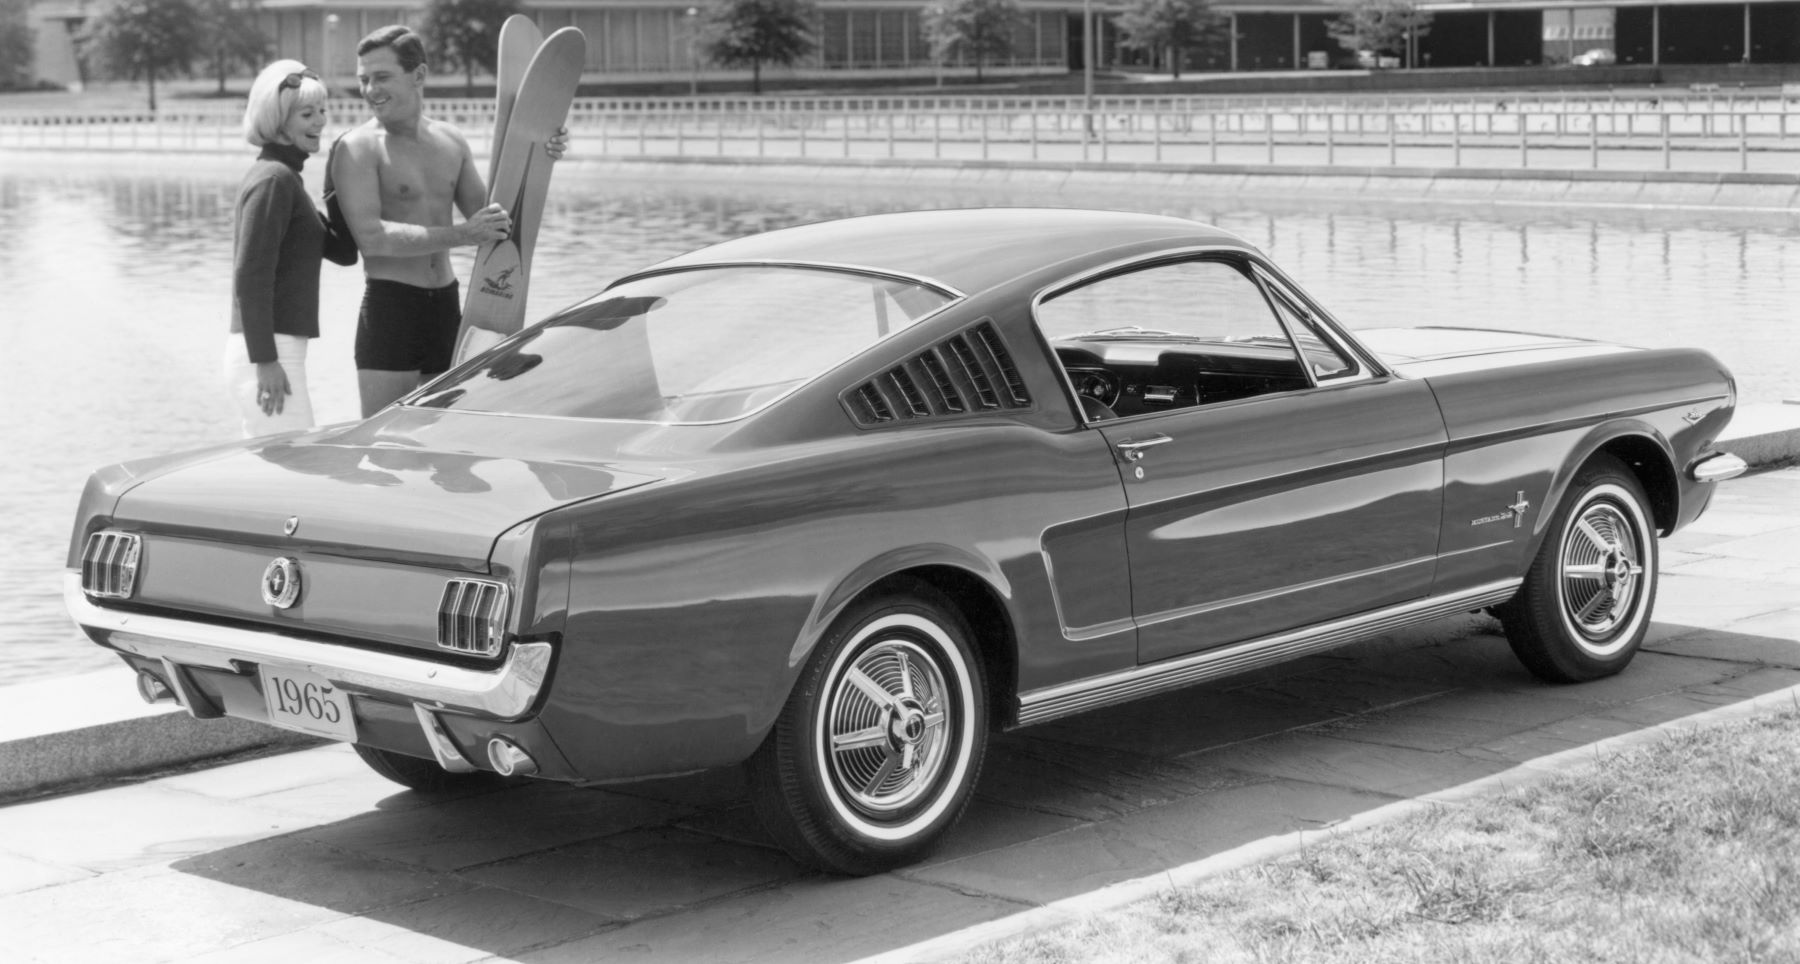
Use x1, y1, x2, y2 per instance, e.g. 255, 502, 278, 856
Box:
332, 25, 560, 417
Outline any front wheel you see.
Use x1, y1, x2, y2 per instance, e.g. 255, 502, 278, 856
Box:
747, 583, 987, 875
1500, 455, 1659, 683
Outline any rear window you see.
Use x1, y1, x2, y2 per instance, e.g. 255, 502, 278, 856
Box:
411, 266, 955, 423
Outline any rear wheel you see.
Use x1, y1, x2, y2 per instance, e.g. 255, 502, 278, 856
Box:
353, 744, 502, 793
748, 582, 987, 875
1500, 455, 1658, 683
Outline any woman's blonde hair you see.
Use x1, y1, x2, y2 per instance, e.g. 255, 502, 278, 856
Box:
243, 59, 327, 147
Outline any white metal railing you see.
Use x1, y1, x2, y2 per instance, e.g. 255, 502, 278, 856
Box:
5, 96, 1798, 173
2, 89, 1795, 119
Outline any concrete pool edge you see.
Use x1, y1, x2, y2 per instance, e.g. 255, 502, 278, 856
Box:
573, 154, 1800, 211
3, 146, 1795, 211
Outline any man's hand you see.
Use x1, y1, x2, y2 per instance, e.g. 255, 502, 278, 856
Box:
460, 202, 512, 245
546, 126, 570, 161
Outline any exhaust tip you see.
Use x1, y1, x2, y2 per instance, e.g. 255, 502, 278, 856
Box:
136, 670, 175, 705
487, 737, 538, 777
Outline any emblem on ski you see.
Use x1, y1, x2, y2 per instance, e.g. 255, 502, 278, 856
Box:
456, 22, 585, 364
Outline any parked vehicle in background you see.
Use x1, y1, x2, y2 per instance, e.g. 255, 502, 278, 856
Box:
66, 209, 1746, 875
1572, 48, 1618, 66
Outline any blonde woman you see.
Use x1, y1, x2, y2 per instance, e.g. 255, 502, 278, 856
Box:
224, 59, 355, 437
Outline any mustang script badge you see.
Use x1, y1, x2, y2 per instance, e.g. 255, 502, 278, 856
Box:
261, 557, 302, 609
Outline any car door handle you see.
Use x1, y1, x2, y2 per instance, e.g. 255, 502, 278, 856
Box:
1115, 435, 1173, 462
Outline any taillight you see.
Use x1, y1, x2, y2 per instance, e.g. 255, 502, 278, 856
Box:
81, 530, 141, 599
437, 579, 509, 656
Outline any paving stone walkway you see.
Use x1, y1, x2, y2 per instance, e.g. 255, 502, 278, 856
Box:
5, 467, 1798, 963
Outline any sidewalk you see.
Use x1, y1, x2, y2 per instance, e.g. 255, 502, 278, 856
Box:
3, 410, 1797, 962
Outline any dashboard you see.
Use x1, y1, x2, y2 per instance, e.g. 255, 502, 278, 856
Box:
1055, 341, 1311, 419
1067, 367, 1123, 407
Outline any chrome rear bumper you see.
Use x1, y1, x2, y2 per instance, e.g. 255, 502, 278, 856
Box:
63, 573, 551, 720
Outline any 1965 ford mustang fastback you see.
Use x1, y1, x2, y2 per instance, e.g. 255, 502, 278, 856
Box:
67, 208, 1745, 874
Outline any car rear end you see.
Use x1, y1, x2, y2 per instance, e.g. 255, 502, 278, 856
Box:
65, 414, 657, 782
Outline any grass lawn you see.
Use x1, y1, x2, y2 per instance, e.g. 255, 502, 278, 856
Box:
962, 707, 1800, 964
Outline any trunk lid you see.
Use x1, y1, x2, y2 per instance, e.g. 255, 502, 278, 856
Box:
112, 409, 665, 568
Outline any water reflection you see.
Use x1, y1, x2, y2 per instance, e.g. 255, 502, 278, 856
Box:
3, 154, 1796, 684
257, 438, 407, 488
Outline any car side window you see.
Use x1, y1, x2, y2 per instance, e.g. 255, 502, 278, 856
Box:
1255, 269, 1358, 381
1035, 258, 1313, 420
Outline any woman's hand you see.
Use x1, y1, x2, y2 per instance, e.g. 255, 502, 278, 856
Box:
256, 361, 291, 416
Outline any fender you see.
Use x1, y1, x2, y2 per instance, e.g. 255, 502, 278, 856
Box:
787, 543, 1016, 671
1522, 418, 1676, 561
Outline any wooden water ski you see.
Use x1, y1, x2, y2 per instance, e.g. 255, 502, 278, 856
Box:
486, 14, 542, 189
456, 26, 585, 363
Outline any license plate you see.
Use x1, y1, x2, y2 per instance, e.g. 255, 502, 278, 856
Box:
259, 665, 358, 742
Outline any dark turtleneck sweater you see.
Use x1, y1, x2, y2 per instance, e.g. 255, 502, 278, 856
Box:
231, 141, 327, 364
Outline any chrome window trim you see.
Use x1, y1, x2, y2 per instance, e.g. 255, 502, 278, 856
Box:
1030, 243, 1387, 427
1246, 257, 1389, 380
608, 260, 966, 301
1248, 261, 1377, 386
404, 262, 964, 426
63, 573, 551, 720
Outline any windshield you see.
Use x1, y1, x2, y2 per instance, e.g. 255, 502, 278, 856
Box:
411, 266, 955, 423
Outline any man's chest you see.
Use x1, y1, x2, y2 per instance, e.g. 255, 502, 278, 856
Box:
377, 144, 459, 204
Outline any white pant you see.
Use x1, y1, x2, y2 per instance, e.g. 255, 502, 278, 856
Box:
223, 333, 315, 438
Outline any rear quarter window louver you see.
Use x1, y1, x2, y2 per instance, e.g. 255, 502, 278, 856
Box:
843, 321, 1031, 427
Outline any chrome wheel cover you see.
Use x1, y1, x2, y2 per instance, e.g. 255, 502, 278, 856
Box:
824, 636, 952, 817
1557, 486, 1649, 655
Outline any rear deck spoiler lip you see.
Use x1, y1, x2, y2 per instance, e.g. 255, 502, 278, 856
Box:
63, 572, 551, 720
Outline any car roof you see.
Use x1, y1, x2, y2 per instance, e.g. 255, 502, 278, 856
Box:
632, 208, 1253, 295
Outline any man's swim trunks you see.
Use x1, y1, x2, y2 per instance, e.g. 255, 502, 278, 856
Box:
355, 278, 461, 375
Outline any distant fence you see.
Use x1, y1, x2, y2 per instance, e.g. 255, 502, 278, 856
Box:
5, 92, 1799, 174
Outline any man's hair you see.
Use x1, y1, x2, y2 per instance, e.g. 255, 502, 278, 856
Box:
357, 25, 427, 73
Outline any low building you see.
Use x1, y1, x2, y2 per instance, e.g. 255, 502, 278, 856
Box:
23, 0, 1800, 92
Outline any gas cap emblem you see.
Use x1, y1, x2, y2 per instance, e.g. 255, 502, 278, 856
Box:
283, 516, 300, 536
262, 557, 302, 609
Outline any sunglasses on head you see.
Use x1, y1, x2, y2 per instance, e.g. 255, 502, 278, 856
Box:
280, 69, 320, 91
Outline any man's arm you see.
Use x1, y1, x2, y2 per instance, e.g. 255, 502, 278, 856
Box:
452, 127, 565, 218
450, 124, 561, 216
333, 128, 509, 258
452, 144, 488, 220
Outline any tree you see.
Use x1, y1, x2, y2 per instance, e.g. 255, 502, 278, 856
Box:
700, 0, 817, 95
421, 0, 521, 97
1327, 0, 1431, 66
920, 0, 1022, 84
195, 0, 266, 95
78, 0, 203, 111
1112, 0, 1228, 80
0, 0, 33, 90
